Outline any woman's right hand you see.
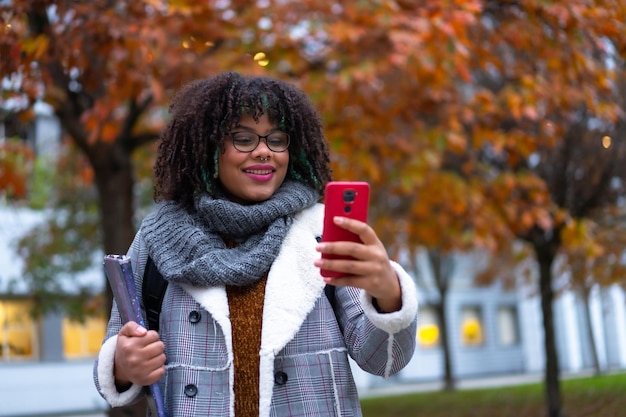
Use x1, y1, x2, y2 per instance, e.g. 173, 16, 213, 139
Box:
114, 321, 166, 388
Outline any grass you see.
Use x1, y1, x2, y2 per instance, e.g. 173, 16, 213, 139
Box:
360, 372, 626, 417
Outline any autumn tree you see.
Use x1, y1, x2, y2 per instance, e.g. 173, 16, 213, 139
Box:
276, 2, 626, 417
1, 1, 276, 415
3, 2, 626, 417
2, 0, 268, 310
550, 72, 626, 376
475, 7, 626, 415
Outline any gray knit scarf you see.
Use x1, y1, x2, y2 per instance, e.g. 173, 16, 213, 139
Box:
140, 181, 319, 287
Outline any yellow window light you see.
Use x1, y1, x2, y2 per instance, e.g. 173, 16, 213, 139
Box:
462, 318, 483, 346
418, 324, 440, 347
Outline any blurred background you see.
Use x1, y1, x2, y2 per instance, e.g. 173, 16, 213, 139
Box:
1, 1, 625, 417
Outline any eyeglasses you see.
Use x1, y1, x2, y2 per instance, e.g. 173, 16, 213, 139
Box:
228, 131, 290, 153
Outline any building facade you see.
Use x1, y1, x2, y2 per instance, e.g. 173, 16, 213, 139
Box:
352, 252, 626, 390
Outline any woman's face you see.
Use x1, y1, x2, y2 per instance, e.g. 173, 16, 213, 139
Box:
217, 113, 290, 204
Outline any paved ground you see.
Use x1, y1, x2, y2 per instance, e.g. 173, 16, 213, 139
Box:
359, 372, 544, 398
359, 370, 598, 399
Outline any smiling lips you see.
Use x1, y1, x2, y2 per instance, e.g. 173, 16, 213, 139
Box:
244, 165, 275, 181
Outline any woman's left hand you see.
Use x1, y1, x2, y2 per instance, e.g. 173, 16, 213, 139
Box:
314, 216, 402, 313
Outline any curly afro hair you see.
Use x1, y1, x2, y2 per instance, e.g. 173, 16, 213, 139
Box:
153, 72, 333, 208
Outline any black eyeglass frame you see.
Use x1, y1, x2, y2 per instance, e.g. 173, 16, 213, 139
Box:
227, 131, 291, 153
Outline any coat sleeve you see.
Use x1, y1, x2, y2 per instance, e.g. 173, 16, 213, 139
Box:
335, 261, 418, 378
93, 231, 147, 407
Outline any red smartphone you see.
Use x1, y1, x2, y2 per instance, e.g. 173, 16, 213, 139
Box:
320, 181, 370, 278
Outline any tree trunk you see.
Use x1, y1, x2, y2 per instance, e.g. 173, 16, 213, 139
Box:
536, 247, 563, 417
92, 141, 138, 313
92, 141, 146, 417
429, 249, 455, 391
436, 290, 455, 391
581, 287, 601, 376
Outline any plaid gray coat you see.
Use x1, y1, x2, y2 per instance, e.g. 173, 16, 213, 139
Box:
94, 204, 418, 417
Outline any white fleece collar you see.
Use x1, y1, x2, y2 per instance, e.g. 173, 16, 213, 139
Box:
260, 203, 326, 351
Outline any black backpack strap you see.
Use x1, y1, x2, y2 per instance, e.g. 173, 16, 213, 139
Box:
324, 284, 337, 311
315, 234, 337, 311
142, 256, 169, 332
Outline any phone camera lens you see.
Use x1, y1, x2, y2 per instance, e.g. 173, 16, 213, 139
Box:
343, 190, 356, 203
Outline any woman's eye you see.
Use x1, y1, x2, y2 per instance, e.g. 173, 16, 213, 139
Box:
268, 136, 286, 146
233, 135, 255, 144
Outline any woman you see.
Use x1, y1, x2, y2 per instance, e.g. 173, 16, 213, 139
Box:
94, 72, 418, 417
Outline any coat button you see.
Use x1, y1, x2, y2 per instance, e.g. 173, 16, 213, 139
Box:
188, 310, 202, 324
184, 384, 198, 397
274, 371, 288, 385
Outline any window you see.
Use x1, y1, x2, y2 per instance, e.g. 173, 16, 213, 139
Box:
417, 305, 440, 348
63, 315, 107, 358
0, 300, 37, 361
460, 306, 484, 347
497, 305, 519, 346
